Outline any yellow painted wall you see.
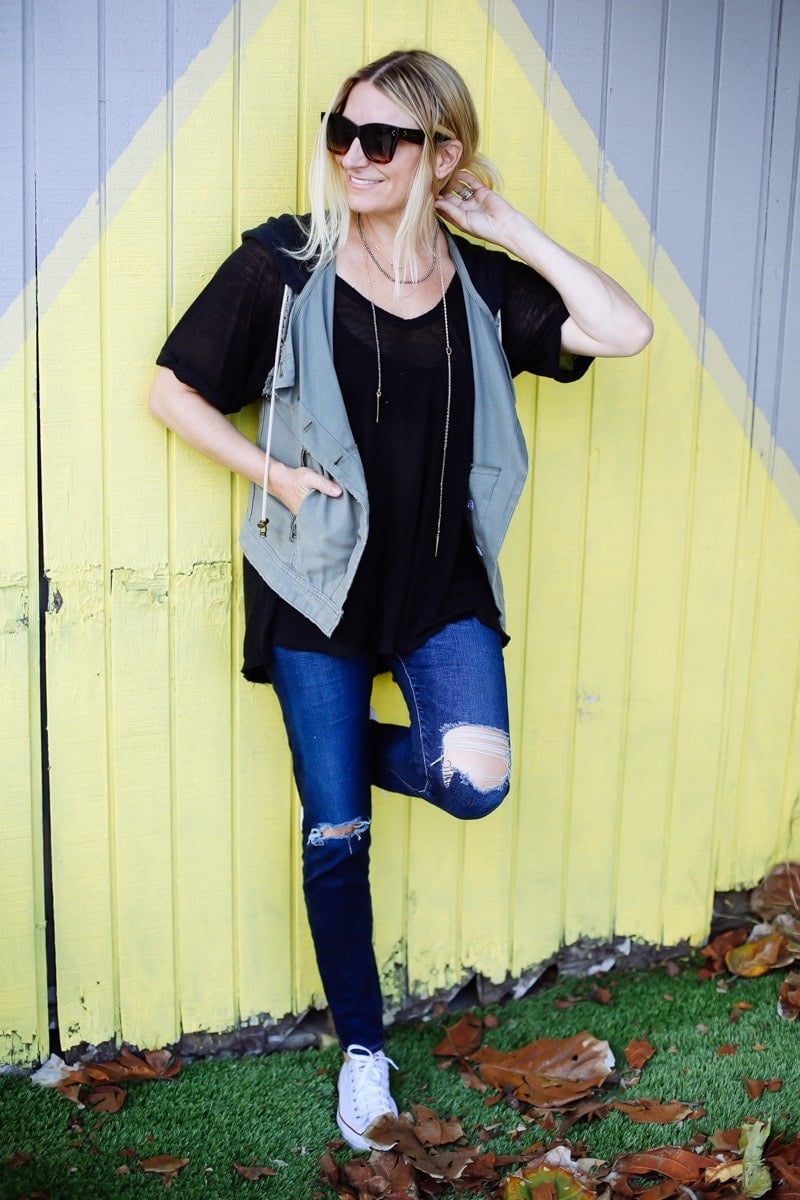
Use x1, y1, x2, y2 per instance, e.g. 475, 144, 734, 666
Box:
2, 0, 799, 1064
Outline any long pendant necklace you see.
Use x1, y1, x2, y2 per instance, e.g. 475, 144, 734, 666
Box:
356, 212, 439, 284
359, 225, 452, 556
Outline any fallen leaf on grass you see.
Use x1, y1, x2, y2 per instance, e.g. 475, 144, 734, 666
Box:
751, 862, 800, 922
698, 927, 749, 977
472, 1033, 615, 1110
232, 1162, 278, 1180
7, 1152, 32, 1168
431, 1011, 484, 1058
740, 1119, 772, 1198
406, 1105, 465, 1146
624, 1038, 655, 1070
725, 931, 795, 976
716, 1042, 737, 1055
140, 1154, 189, 1186
611, 1144, 719, 1184
611, 1098, 702, 1124
589, 984, 613, 1005
743, 1078, 782, 1099
85, 1084, 126, 1113
778, 972, 800, 1021
51, 1047, 180, 1113
75, 1047, 181, 1084
766, 1131, 800, 1188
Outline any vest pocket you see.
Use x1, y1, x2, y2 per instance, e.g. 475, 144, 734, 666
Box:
293, 487, 360, 592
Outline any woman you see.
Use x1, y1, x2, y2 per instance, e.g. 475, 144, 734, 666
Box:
149, 49, 652, 1151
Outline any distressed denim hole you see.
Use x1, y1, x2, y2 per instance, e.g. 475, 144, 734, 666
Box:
307, 817, 371, 848
440, 725, 510, 792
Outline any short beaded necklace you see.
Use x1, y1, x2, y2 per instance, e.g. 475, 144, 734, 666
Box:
357, 217, 452, 558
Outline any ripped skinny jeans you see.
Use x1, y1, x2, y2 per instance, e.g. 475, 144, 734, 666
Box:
270, 616, 510, 1052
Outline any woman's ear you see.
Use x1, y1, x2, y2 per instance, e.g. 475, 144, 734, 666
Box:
433, 139, 463, 185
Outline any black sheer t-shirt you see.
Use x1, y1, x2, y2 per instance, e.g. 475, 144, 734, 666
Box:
156, 234, 592, 681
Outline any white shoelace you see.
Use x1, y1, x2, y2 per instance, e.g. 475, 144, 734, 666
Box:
345, 1046, 397, 1121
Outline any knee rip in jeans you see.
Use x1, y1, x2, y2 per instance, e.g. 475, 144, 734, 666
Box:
307, 817, 370, 849
438, 724, 510, 792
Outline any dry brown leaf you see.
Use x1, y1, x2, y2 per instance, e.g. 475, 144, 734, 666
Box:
408, 1105, 464, 1146
610, 1098, 698, 1124
456, 1059, 489, 1093
232, 1162, 278, 1180
704, 1159, 744, 1185
7, 1153, 32, 1169
472, 1032, 614, 1111
589, 984, 613, 1006
365, 1111, 482, 1183
717, 1042, 738, 1055
699, 927, 749, 976
709, 1127, 743, 1152
742, 1077, 782, 1099
140, 1155, 189, 1175
751, 863, 800, 922
431, 1011, 484, 1058
778, 972, 800, 1021
725, 931, 795, 976
85, 1084, 127, 1113
766, 1132, 800, 1188
611, 1145, 719, 1183
624, 1038, 656, 1070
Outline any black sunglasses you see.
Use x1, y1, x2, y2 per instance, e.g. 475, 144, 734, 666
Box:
323, 111, 440, 164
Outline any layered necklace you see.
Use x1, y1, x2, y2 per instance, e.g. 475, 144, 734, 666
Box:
356, 214, 452, 558
356, 211, 440, 284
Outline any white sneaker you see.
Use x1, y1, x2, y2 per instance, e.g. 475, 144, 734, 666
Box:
336, 1044, 398, 1151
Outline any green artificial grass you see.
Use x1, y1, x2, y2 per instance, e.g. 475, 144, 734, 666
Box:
0, 962, 796, 1199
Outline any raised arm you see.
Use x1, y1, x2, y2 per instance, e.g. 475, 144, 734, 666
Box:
435, 173, 653, 359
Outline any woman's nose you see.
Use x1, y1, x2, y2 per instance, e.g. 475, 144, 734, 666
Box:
340, 137, 369, 168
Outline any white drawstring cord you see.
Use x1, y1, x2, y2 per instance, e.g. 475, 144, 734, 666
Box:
258, 284, 292, 536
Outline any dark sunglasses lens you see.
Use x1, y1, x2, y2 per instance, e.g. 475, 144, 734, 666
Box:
361, 126, 395, 163
326, 114, 396, 163
326, 113, 353, 154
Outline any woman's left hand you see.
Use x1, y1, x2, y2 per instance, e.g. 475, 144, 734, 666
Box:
434, 171, 519, 249
435, 170, 653, 359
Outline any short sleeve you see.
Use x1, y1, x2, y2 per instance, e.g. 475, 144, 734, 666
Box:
500, 255, 593, 383
156, 239, 284, 415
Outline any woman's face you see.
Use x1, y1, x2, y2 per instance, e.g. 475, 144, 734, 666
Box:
336, 81, 429, 222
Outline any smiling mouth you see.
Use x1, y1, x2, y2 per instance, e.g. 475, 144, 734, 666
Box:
348, 176, 381, 186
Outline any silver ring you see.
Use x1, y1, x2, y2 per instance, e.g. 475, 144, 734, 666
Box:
460, 187, 474, 200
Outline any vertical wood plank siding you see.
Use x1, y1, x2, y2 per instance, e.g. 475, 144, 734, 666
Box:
2, 0, 799, 1062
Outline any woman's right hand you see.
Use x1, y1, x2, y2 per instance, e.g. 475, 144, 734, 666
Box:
268, 461, 343, 516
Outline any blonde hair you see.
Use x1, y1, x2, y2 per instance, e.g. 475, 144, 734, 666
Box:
297, 49, 499, 280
